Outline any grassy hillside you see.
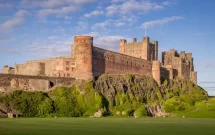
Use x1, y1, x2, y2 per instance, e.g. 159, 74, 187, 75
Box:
172, 98, 215, 118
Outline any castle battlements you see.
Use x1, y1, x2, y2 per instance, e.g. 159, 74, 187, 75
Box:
2, 36, 197, 85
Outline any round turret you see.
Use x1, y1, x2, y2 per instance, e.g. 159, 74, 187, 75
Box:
74, 36, 93, 45
152, 61, 161, 86
73, 36, 94, 80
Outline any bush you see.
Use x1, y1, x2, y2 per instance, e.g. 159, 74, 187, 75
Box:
163, 97, 189, 112
50, 87, 82, 117
0, 91, 53, 117
134, 107, 147, 117
37, 98, 54, 117
122, 109, 135, 116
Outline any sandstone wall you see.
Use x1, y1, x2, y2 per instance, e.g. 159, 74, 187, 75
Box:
14, 56, 75, 77
180, 62, 191, 79
160, 65, 173, 80
0, 74, 75, 92
162, 49, 197, 83
92, 47, 152, 77
72, 36, 93, 80
119, 37, 158, 61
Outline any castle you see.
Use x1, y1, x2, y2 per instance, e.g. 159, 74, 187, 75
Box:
2, 36, 197, 85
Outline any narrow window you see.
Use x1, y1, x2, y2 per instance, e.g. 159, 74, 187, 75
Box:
66, 61, 70, 65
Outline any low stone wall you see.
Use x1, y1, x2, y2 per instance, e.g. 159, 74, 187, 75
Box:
0, 74, 75, 92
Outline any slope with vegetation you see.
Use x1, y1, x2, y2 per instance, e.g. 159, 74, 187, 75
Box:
0, 74, 212, 118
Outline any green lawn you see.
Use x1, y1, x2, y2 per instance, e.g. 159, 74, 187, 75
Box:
0, 118, 215, 135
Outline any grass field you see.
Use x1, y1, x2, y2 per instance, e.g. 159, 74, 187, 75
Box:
0, 118, 215, 135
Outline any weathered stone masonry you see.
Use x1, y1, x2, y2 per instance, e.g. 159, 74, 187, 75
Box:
0, 73, 75, 92
2, 35, 197, 86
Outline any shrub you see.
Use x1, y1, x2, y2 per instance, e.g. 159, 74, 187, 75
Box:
122, 109, 135, 116
134, 107, 147, 117
37, 98, 54, 117
50, 87, 82, 117
163, 97, 187, 112
0, 91, 52, 117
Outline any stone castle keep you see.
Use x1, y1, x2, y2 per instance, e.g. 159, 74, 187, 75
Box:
2, 36, 197, 85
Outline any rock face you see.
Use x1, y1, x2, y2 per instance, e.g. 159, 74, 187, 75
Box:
94, 109, 102, 117
0, 110, 7, 118
94, 74, 161, 106
147, 104, 169, 117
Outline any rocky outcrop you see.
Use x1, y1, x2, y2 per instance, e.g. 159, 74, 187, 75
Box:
94, 74, 161, 105
147, 104, 169, 117
93, 109, 102, 117
0, 74, 208, 118
0, 109, 7, 118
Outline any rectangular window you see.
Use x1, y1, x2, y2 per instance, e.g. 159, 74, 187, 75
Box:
66, 61, 70, 65
67, 74, 70, 77
66, 67, 69, 71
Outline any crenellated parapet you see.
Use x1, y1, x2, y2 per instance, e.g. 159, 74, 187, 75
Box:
162, 49, 197, 84
119, 36, 158, 61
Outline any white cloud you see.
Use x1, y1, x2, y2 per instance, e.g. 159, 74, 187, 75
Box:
84, 10, 104, 18
111, 0, 125, 3
94, 35, 126, 52
20, 0, 95, 8
20, 0, 95, 17
106, 0, 165, 16
92, 20, 111, 30
141, 16, 184, 29
38, 6, 79, 17
25, 43, 71, 57
114, 22, 126, 27
106, 5, 120, 16
92, 15, 138, 30
1, 18, 25, 30
162, 1, 177, 6
0, 10, 30, 33
15, 10, 30, 17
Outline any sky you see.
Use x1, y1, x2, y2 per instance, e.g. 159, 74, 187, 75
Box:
0, 0, 215, 95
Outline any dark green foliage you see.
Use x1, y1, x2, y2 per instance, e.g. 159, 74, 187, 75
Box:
37, 98, 54, 117
134, 107, 147, 117
161, 77, 208, 114
50, 87, 82, 117
163, 97, 189, 112
0, 91, 53, 117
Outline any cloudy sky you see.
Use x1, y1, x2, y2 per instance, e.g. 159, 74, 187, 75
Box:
0, 0, 215, 95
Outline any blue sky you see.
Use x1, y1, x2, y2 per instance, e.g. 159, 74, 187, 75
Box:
0, 0, 215, 95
